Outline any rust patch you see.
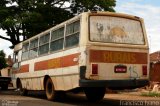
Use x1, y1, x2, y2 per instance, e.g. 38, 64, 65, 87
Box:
109, 27, 127, 38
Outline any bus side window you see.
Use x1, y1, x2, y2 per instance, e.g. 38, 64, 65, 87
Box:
12, 62, 20, 70
39, 33, 50, 55
22, 42, 29, 60
13, 52, 18, 63
50, 27, 64, 52
29, 38, 38, 58
12, 51, 21, 70
65, 20, 80, 48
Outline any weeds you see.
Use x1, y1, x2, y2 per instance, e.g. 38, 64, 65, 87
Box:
141, 91, 160, 97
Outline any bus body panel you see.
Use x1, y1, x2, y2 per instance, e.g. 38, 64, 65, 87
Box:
80, 12, 149, 88
86, 46, 149, 80
12, 12, 149, 92
13, 46, 82, 90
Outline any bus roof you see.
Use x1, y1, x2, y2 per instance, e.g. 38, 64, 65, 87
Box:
14, 11, 144, 50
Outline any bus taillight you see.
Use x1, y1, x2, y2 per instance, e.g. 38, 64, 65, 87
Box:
142, 66, 147, 75
92, 64, 98, 74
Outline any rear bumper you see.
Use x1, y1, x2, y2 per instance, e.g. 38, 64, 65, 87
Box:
79, 79, 149, 89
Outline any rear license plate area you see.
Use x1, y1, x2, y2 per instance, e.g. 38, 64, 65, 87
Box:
114, 65, 127, 73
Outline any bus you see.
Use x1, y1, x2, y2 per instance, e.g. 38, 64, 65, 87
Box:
12, 11, 149, 101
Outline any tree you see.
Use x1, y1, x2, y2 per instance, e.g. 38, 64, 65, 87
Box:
0, 0, 116, 48
0, 50, 8, 76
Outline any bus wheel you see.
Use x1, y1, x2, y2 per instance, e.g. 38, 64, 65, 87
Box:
17, 80, 28, 96
45, 78, 56, 101
84, 87, 106, 101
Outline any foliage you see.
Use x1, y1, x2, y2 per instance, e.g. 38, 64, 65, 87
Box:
141, 91, 160, 97
0, 0, 116, 48
0, 50, 8, 70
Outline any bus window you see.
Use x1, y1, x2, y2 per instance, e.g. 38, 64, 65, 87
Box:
13, 52, 18, 63
50, 27, 64, 52
89, 16, 145, 45
29, 38, 38, 58
22, 42, 29, 60
12, 62, 20, 70
13, 50, 21, 70
65, 21, 80, 48
39, 33, 50, 55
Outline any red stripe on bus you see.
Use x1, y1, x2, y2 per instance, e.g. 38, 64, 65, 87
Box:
62, 53, 79, 67
16, 64, 29, 73
34, 60, 48, 71
34, 53, 80, 71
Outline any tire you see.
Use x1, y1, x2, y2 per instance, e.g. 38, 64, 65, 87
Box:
17, 80, 28, 96
84, 87, 106, 101
45, 78, 57, 101
1, 84, 8, 90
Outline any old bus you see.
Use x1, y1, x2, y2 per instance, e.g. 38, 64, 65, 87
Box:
12, 12, 149, 101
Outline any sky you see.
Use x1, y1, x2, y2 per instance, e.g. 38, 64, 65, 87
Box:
115, 0, 160, 53
0, 0, 160, 56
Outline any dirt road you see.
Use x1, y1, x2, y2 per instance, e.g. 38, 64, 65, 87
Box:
0, 89, 160, 106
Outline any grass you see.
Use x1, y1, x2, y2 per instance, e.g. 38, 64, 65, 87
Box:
141, 91, 160, 97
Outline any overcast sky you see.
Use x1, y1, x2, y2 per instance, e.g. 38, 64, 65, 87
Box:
0, 0, 160, 56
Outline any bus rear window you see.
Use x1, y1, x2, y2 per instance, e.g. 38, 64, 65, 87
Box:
89, 16, 145, 45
